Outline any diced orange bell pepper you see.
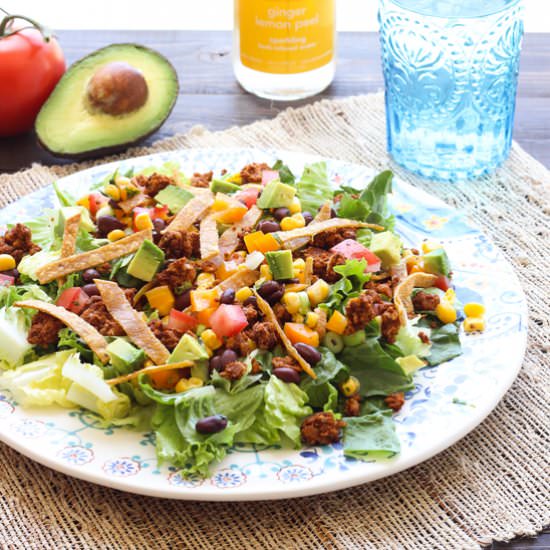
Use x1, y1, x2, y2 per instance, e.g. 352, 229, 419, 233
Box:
244, 231, 281, 253
150, 369, 182, 390
190, 289, 218, 312
284, 322, 320, 347
326, 311, 348, 335
196, 306, 217, 326
216, 205, 247, 224
216, 261, 239, 281
211, 196, 230, 211
145, 286, 175, 316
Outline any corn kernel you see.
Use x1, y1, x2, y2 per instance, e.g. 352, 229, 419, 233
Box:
227, 173, 243, 184
283, 292, 301, 314
443, 288, 456, 305
144, 359, 154, 368
203, 345, 214, 358
201, 328, 222, 350
260, 264, 272, 280
293, 314, 305, 324
463, 317, 485, 332
76, 196, 90, 210
196, 272, 216, 288
119, 187, 128, 201
0, 254, 16, 271
104, 184, 120, 201
435, 301, 457, 324
280, 216, 304, 231
305, 312, 319, 329
464, 302, 485, 317
307, 279, 330, 306
134, 212, 153, 231
421, 240, 443, 254
293, 259, 306, 270
115, 175, 131, 187
284, 283, 307, 293
236, 287, 253, 302
292, 213, 306, 226
188, 376, 204, 389
341, 376, 360, 397
107, 229, 126, 242
288, 197, 302, 214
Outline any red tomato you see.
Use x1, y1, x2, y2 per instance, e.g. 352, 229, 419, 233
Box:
330, 239, 381, 272
433, 275, 451, 292
167, 309, 197, 333
56, 288, 90, 314
88, 193, 106, 218
209, 304, 248, 338
0, 274, 15, 286
235, 187, 260, 209
151, 205, 169, 220
0, 16, 65, 136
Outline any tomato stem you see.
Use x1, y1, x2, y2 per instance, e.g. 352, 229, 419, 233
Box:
0, 13, 52, 42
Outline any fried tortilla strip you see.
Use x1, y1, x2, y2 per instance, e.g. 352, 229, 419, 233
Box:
36, 229, 152, 284
394, 272, 438, 325
60, 211, 81, 258
95, 279, 170, 365
252, 289, 316, 379
303, 256, 314, 286
107, 360, 194, 386
219, 205, 262, 256
118, 193, 146, 213
14, 300, 109, 364
214, 268, 259, 293
164, 193, 213, 233
200, 215, 220, 260
314, 201, 333, 223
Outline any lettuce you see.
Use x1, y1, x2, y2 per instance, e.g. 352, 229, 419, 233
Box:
423, 322, 462, 366
296, 162, 333, 214
272, 160, 296, 185
137, 161, 189, 185
343, 411, 400, 459
0, 283, 51, 314
394, 320, 431, 358
324, 259, 371, 312
0, 307, 33, 369
18, 250, 60, 281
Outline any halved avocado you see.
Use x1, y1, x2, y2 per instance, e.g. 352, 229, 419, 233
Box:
35, 43, 178, 159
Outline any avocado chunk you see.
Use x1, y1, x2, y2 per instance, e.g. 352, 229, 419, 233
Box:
369, 231, 402, 269
210, 179, 241, 194
107, 338, 145, 375
190, 360, 209, 382
155, 186, 194, 213
35, 44, 178, 159
256, 179, 296, 209
396, 355, 426, 375
126, 239, 164, 282
423, 248, 451, 277
265, 250, 293, 280
169, 333, 209, 364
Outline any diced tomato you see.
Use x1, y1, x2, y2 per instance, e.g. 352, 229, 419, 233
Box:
209, 304, 248, 338
261, 170, 279, 186
88, 192, 106, 218
433, 275, 451, 292
56, 287, 90, 314
167, 309, 198, 333
330, 239, 381, 272
151, 204, 169, 220
235, 187, 260, 209
0, 273, 14, 287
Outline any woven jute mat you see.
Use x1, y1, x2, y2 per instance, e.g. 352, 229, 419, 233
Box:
0, 93, 548, 550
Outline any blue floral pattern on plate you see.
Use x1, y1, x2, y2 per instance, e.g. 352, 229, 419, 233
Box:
0, 148, 527, 501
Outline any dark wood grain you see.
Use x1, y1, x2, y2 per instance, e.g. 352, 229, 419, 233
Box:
0, 31, 549, 172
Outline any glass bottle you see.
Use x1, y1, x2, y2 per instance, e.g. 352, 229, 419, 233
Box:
233, 0, 336, 101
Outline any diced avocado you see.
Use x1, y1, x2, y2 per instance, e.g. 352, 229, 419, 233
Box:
265, 250, 293, 280
169, 333, 209, 363
423, 248, 451, 277
155, 186, 194, 213
369, 231, 402, 269
297, 291, 311, 314
126, 239, 164, 282
210, 179, 240, 194
256, 179, 296, 209
190, 360, 209, 382
396, 355, 426, 375
106, 338, 145, 375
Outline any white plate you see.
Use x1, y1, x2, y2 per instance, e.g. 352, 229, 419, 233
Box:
0, 148, 527, 500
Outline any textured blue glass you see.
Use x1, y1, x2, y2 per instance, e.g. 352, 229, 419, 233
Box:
379, 0, 524, 181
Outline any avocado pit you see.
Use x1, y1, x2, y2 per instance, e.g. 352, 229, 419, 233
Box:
86, 61, 148, 116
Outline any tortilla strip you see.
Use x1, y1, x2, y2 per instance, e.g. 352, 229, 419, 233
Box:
164, 193, 213, 234
14, 300, 109, 364
303, 256, 314, 286
314, 201, 333, 223
133, 281, 154, 306
252, 289, 316, 379
118, 192, 146, 213
107, 360, 194, 386
95, 279, 170, 365
214, 268, 259, 293
394, 272, 438, 325
36, 229, 152, 284
60, 211, 81, 258
200, 215, 220, 260
219, 205, 262, 256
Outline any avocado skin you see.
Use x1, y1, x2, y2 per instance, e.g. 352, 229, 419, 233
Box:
35, 43, 179, 160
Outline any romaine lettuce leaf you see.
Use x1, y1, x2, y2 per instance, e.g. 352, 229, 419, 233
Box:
272, 160, 296, 185
394, 320, 431, 358
423, 322, 462, 366
324, 259, 371, 312
18, 250, 60, 281
342, 411, 400, 459
0, 283, 51, 314
0, 307, 33, 369
296, 162, 333, 214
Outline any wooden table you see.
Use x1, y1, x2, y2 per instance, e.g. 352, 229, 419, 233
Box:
0, 31, 549, 172
0, 30, 548, 548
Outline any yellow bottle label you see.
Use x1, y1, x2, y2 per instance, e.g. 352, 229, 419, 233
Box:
238, 0, 335, 75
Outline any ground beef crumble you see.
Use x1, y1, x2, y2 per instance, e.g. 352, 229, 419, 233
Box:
380, 305, 401, 344
272, 355, 301, 372
226, 332, 255, 356
220, 360, 246, 381
148, 319, 181, 351
248, 321, 279, 350
242, 304, 260, 325
418, 331, 430, 344
344, 394, 362, 417
158, 229, 200, 259
80, 290, 138, 337
312, 227, 357, 250
27, 312, 64, 347
154, 257, 196, 291
272, 302, 292, 324
135, 173, 175, 197
412, 290, 440, 311
385, 392, 405, 412
301, 412, 346, 446
240, 162, 271, 183
0, 224, 41, 263
298, 247, 345, 283
190, 171, 213, 188
366, 280, 393, 299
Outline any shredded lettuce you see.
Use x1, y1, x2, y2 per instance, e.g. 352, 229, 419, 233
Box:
421, 321, 462, 366
343, 411, 400, 459
296, 162, 333, 214
324, 259, 371, 312
394, 319, 432, 358
0, 283, 51, 313
18, 250, 60, 281
0, 307, 33, 369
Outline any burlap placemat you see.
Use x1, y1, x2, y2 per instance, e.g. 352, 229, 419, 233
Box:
0, 93, 548, 550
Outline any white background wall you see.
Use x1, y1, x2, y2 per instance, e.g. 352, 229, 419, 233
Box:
2, 0, 549, 32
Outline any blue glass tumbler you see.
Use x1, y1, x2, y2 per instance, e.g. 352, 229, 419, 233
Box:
378, 0, 524, 181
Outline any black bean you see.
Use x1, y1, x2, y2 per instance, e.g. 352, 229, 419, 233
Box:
294, 343, 322, 366
82, 268, 101, 283
273, 368, 301, 384
281, 278, 300, 285
209, 355, 223, 372
152, 218, 166, 232
302, 211, 313, 225
1, 268, 19, 279
258, 281, 283, 304
273, 207, 291, 221
97, 215, 125, 236
108, 199, 119, 209
243, 295, 257, 307
82, 283, 99, 297
330, 208, 337, 219
268, 289, 284, 305
220, 349, 238, 367
258, 219, 280, 234
174, 289, 191, 310
196, 415, 228, 434
220, 288, 236, 305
